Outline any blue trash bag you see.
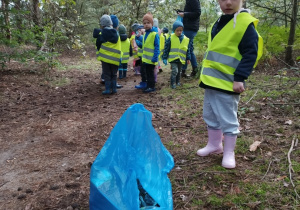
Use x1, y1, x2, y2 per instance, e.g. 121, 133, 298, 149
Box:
176, 15, 183, 23
89, 103, 175, 210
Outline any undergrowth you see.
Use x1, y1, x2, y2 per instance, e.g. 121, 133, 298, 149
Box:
158, 64, 300, 209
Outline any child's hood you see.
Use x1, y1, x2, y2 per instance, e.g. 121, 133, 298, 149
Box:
120, 34, 128, 41
102, 27, 119, 44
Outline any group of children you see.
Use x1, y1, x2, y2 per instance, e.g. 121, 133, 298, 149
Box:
95, 12, 191, 94
95, 0, 263, 169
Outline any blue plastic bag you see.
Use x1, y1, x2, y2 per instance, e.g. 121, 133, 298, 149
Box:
89, 103, 174, 210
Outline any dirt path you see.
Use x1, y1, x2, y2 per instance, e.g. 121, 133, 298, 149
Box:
1, 55, 299, 209
0, 57, 188, 209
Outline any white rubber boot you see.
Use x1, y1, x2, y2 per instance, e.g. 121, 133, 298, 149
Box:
197, 128, 223, 156
222, 135, 237, 169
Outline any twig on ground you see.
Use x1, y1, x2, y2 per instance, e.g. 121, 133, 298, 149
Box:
183, 193, 194, 209
245, 89, 259, 105
270, 103, 300, 106
0, 181, 9, 188
19, 92, 24, 101
275, 55, 293, 68
261, 160, 272, 180
45, 114, 52, 125
287, 135, 300, 200
163, 126, 190, 129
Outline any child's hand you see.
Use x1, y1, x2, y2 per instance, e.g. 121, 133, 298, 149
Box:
178, 12, 184, 17
187, 60, 191, 65
233, 81, 245, 93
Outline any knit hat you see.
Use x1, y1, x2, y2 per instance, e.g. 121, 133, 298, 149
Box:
162, 27, 169, 33
143, 12, 153, 25
137, 24, 144, 29
100, 15, 112, 27
153, 18, 159, 27
110, 15, 119, 28
172, 21, 184, 31
118, 24, 127, 35
131, 23, 139, 32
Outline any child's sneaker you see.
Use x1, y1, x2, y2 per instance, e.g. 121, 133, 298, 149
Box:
143, 87, 156, 93
171, 84, 176, 89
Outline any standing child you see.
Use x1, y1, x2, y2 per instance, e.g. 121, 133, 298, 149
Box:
135, 12, 160, 93
130, 23, 141, 75
118, 24, 133, 79
159, 27, 170, 73
162, 21, 191, 89
197, 0, 263, 168
153, 18, 161, 83
96, 15, 122, 95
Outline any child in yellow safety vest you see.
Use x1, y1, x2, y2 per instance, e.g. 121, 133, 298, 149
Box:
162, 21, 191, 89
118, 24, 133, 79
134, 12, 160, 93
96, 15, 122, 95
153, 18, 161, 82
159, 27, 170, 73
197, 0, 263, 169
130, 23, 142, 75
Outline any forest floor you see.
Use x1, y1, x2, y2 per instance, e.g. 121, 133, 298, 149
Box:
0, 49, 299, 210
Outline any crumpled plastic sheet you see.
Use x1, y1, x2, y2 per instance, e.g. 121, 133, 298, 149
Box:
89, 103, 174, 210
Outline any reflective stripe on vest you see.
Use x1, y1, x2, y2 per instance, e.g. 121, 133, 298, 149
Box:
97, 36, 121, 66
138, 47, 143, 57
199, 12, 263, 92
142, 32, 158, 65
168, 34, 189, 64
121, 38, 130, 63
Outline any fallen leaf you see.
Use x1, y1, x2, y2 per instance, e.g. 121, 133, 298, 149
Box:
180, 194, 187, 201
246, 201, 261, 208
245, 125, 251, 130
240, 118, 252, 122
243, 156, 249, 160
284, 120, 292, 125
274, 176, 287, 181
249, 141, 261, 152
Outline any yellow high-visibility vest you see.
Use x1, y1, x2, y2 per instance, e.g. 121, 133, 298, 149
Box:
142, 32, 158, 65
159, 33, 170, 59
130, 34, 139, 59
97, 36, 122, 66
121, 38, 130, 64
199, 12, 263, 92
168, 34, 189, 64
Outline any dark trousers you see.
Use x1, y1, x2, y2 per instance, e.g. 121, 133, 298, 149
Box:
141, 63, 147, 83
119, 63, 128, 71
144, 64, 155, 89
101, 61, 118, 82
135, 58, 142, 67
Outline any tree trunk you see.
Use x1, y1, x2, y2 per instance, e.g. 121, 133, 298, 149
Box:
285, 0, 298, 66
32, 0, 40, 27
2, 0, 11, 40
31, 0, 43, 49
13, 0, 22, 42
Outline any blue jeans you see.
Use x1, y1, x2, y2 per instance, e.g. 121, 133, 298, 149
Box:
182, 30, 198, 70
